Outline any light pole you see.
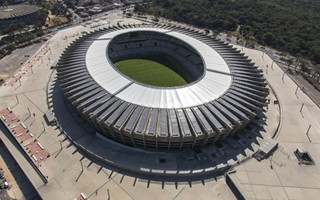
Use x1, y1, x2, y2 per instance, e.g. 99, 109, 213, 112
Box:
300, 103, 304, 113
12, 95, 19, 108
306, 125, 311, 142
75, 160, 84, 182
42, 122, 45, 133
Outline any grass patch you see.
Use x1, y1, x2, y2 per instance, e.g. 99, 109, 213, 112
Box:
115, 56, 187, 87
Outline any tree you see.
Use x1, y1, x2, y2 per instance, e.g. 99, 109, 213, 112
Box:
298, 58, 308, 73
139, 0, 320, 64
301, 63, 310, 74
316, 64, 320, 83
294, 57, 301, 72
126, 13, 133, 18
5, 43, 16, 53
264, 32, 275, 46
247, 36, 256, 48
287, 57, 294, 69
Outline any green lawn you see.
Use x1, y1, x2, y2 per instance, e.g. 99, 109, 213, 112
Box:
115, 57, 187, 87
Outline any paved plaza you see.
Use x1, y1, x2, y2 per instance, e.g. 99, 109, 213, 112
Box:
0, 11, 319, 200
228, 46, 320, 200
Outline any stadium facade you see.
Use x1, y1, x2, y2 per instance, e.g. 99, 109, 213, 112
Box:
0, 4, 40, 26
57, 24, 268, 150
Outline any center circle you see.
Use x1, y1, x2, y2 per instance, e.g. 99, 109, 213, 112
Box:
108, 31, 205, 88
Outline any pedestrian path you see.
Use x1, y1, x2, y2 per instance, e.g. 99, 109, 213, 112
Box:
0, 107, 49, 167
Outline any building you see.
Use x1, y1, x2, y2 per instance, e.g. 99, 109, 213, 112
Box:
0, 4, 40, 26
57, 24, 268, 150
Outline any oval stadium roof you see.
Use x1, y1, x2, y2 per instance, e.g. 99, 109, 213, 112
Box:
86, 27, 232, 109
57, 23, 268, 150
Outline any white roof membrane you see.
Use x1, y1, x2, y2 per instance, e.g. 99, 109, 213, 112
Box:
85, 28, 232, 109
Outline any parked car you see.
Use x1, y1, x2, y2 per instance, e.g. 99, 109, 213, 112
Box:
0, 170, 4, 179
0, 181, 8, 189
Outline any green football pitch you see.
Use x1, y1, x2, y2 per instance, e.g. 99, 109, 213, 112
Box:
114, 57, 187, 87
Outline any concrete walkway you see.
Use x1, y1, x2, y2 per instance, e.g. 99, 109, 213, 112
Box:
229, 45, 320, 200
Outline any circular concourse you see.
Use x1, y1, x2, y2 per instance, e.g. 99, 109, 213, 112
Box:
57, 24, 268, 150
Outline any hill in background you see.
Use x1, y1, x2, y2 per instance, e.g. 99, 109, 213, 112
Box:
136, 0, 320, 64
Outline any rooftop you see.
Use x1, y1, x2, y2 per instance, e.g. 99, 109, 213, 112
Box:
0, 4, 39, 19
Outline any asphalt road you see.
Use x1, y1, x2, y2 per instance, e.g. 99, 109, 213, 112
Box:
0, 42, 44, 79
277, 62, 320, 108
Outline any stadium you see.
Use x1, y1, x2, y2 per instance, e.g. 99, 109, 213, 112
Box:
57, 23, 268, 150
0, 4, 40, 26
